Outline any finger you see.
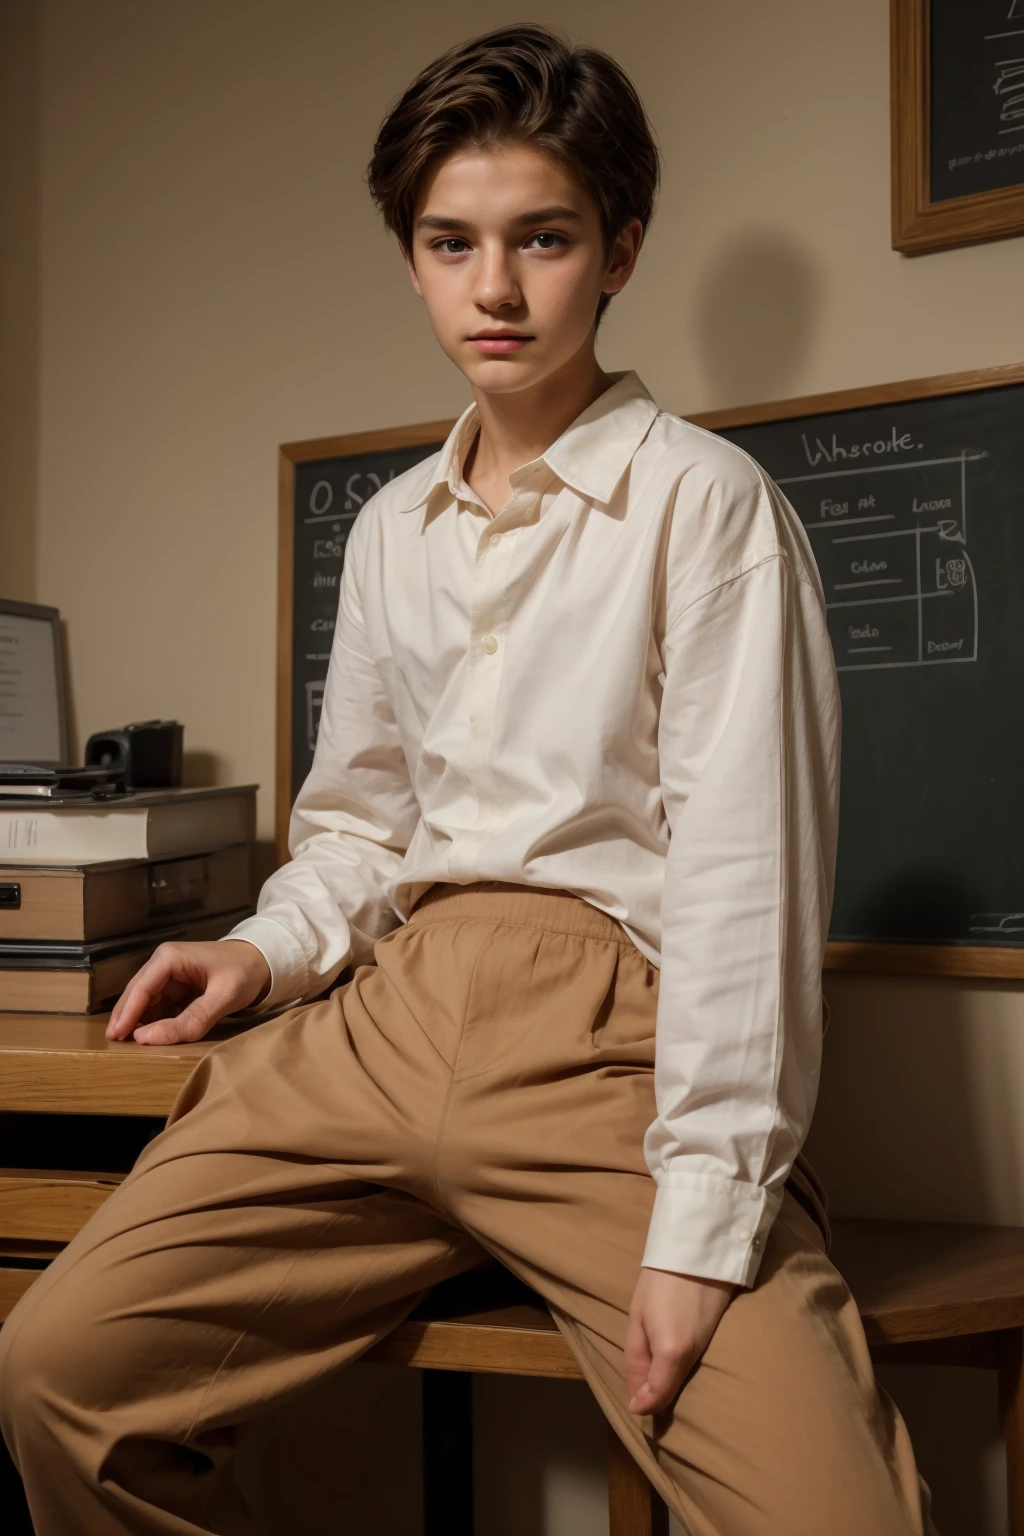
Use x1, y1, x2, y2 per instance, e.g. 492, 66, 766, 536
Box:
140, 979, 197, 1022
160, 977, 194, 1005
107, 951, 176, 1034
106, 951, 179, 1038
624, 1309, 653, 1409
131, 1016, 195, 1045
133, 980, 234, 1045
634, 1342, 693, 1415
137, 995, 187, 1027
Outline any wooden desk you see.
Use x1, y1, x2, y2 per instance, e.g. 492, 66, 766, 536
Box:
0, 1013, 241, 1116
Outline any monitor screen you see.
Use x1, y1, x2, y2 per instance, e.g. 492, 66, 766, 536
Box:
0, 600, 68, 766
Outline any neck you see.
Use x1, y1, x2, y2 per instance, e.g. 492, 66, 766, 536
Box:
467, 343, 612, 499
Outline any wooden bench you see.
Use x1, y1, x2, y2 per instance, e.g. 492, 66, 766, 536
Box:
2, 1015, 1024, 1534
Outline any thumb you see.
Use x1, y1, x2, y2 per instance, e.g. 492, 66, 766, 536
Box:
625, 1308, 653, 1412
632, 1337, 692, 1416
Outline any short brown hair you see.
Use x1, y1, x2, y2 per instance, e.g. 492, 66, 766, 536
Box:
366, 24, 659, 321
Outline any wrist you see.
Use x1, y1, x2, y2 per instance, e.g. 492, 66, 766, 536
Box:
220, 939, 272, 1003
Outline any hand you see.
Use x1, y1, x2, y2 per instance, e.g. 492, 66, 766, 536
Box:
625, 1267, 735, 1415
105, 940, 272, 1045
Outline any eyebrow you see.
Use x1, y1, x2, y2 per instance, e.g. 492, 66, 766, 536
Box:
416, 205, 583, 232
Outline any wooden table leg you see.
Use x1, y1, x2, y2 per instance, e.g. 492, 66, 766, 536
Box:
607, 1423, 670, 1536
999, 1329, 1024, 1536
423, 1369, 474, 1536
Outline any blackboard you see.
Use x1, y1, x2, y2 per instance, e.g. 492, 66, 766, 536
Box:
891, 1, 1024, 254
695, 362, 1024, 977
930, 0, 1024, 202
276, 422, 453, 860
279, 365, 1024, 977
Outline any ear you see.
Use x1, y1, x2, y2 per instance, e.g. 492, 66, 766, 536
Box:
401, 244, 424, 299
601, 218, 644, 298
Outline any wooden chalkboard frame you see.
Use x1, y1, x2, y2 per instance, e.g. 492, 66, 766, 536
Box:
891, 0, 1024, 255
276, 420, 456, 864
692, 358, 1024, 980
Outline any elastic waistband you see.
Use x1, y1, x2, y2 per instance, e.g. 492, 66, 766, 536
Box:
408, 880, 633, 946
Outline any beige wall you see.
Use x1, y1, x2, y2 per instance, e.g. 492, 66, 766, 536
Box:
0, 0, 40, 603
3, 2, 1024, 1532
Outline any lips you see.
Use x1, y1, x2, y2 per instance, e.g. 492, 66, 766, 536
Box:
469, 332, 534, 353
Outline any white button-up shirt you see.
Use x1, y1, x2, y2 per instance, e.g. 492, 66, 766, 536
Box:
226, 371, 840, 1287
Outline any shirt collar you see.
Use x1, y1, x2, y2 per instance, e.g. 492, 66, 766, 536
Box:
393, 371, 659, 513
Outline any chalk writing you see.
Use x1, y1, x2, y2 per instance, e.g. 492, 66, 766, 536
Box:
995, 57, 1024, 133
305, 680, 325, 753
779, 449, 983, 672
933, 0, 1024, 196
801, 427, 920, 468
970, 912, 1024, 934
290, 437, 446, 792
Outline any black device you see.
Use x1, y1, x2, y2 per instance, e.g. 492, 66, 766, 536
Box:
84, 720, 184, 791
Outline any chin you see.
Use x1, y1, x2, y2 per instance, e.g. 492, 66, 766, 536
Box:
459, 354, 556, 395
469, 369, 542, 396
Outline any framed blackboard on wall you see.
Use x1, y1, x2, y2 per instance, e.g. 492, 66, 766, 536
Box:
892, 0, 1024, 253
275, 421, 454, 862
693, 361, 1024, 978
278, 363, 1024, 978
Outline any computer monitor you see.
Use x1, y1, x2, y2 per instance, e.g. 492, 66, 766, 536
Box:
0, 599, 69, 767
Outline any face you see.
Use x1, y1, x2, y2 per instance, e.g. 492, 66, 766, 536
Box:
404, 141, 641, 396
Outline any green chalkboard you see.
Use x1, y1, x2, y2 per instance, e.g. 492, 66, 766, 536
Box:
699, 364, 1024, 974
930, 0, 1024, 203
276, 420, 454, 862
276, 372, 1024, 978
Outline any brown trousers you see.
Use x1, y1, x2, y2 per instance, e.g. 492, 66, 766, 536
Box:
0, 881, 937, 1535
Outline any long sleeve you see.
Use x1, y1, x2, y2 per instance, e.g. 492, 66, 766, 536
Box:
641, 538, 840, 1288
223, 507, 421, 1010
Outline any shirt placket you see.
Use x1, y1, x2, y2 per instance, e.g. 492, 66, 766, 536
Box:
446, 488, 533, 880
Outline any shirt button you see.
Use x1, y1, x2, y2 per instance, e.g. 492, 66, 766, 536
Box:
733, 1225, 753, 1244
481, 634, 498, 654
487, 531, 502, 545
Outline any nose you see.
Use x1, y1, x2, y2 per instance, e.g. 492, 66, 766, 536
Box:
472, 240, 521, 313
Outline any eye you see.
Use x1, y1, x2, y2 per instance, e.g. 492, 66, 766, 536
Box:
432, 237, 470, 255
526, 231, 566, 250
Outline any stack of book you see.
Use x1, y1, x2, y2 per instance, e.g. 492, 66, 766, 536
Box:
0, 786, 257, 1013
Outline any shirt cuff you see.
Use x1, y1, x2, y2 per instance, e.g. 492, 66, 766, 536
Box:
641, 1173, 782, 1288
218, 915, 310, 1014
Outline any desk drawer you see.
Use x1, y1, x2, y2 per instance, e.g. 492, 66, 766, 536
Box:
0, 1168, 124, 1242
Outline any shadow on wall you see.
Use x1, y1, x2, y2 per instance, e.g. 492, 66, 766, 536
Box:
812, 865, 1024, 1228
691, 229, 823, 408
0, 0, 41, 601
235, 1363, 425, 1532
807, 950, 1014, 1536
235, 1361, 616, 1536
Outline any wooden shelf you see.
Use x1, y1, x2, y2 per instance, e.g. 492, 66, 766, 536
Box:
0, 1168, 124, 1242
0, 1265, 42, 1318
830, 1217, 1024, 1345
364, 1220, 1024, 1380
366, 1296, 581, 1379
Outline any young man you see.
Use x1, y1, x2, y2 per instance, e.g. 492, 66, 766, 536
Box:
0, 25, 938, 1536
